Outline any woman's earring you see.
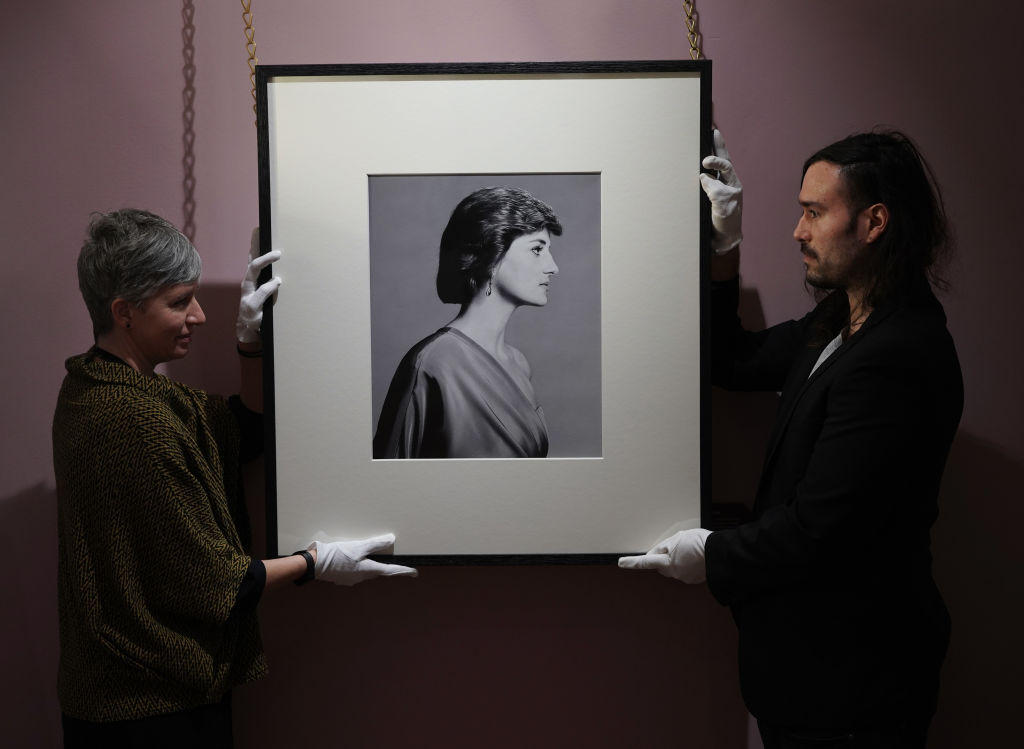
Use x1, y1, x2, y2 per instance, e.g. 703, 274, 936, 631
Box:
486, 280, 492, 296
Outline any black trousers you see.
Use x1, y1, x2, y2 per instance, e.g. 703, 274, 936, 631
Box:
62, 694, 233, 749
757, 719, 930, 749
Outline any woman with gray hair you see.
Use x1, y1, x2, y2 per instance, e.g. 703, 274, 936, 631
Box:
373, 186, 562, 459
54, 209, 415, 747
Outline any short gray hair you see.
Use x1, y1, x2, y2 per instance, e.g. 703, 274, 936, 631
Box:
78, 209, 202, 338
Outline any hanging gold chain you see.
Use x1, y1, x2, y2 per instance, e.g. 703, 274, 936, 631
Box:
682, 1, 703, 60
241, 0, 258, 124
240, 3, 700, 120
182, 0, 197, 241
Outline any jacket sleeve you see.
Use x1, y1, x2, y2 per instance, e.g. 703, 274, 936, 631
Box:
711, 277, 809, 393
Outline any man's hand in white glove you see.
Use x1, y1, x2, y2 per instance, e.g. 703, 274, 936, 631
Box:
699, 129, 743, 255
237, 228, 282, 344
311, 533, 418, 586
618, 528, 712, 584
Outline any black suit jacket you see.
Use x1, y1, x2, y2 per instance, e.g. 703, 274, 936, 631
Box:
705, 276, 963, 730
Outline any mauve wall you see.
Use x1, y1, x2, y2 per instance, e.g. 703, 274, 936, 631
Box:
1, 2, 1020, 747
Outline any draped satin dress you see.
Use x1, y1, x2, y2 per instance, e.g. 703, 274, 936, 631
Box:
373, 327, 549, 458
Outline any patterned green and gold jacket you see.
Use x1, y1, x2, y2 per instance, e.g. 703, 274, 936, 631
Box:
53, 350, 268, 721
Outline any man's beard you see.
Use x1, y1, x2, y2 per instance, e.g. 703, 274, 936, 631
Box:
801, 237, 870, 292
801, 242, 836, 290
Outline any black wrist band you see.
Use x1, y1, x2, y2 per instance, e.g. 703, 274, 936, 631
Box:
291, 550, 315, 586
236, 344, 263, 358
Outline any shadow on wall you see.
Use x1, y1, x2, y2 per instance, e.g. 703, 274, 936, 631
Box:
0, 482, 62, 748
233, 562, 749, 748
930, 429, 1024, 749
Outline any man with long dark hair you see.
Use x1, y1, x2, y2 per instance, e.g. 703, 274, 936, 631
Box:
621, 129, 962, 748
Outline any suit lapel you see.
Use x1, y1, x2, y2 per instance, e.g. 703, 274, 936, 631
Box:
759, 300, 897, 477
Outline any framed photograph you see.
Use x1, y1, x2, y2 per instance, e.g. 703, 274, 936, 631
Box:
257, 61, 711, 563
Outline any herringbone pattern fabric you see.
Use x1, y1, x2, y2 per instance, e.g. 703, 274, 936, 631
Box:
53, 351, 268, 721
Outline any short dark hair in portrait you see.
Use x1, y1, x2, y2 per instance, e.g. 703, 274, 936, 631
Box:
436, 186, 564, 304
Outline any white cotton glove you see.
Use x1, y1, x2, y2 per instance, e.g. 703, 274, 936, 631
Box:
699, 129, 743, 255
618, 528, 712, 584
236, 228, 282, 344
310, 533, 418, 586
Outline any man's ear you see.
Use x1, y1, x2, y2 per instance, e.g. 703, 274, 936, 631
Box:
863, 203, 889, 244
111, 298, 134, 329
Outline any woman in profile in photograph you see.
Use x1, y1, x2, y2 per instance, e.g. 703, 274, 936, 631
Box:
373, 186, 562, 459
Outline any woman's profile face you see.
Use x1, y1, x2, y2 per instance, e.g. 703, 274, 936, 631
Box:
127, 282, 206, 368
492, 229, 558, 307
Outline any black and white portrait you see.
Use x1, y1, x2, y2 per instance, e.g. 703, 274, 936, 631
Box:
369, 173, 602, 459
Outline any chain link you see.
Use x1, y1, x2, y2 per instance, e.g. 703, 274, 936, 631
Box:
182, 1, 197, 240
682, 0, 703, 60
240, 2, 700, 121
241, 0, 258, 124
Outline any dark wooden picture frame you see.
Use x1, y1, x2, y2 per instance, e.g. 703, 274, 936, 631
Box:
257, 61, 712, 563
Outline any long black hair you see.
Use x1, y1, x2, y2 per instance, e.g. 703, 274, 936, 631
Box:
803, 129, 953, 311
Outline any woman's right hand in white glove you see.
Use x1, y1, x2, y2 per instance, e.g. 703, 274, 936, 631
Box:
310, 533, 418, 586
